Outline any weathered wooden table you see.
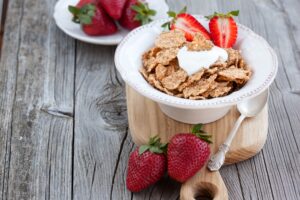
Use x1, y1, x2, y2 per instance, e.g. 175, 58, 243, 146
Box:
0, 0, 299, 199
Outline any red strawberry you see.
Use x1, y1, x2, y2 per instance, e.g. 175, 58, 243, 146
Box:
207, 10, 239, 48
167, 124, 211, 182
76, 0, 97, 8
126, 136, 167, 192
69, 4, 118, 36
162, 7, 210, 41
99, 0, 127, 20
119, 0, 157, 30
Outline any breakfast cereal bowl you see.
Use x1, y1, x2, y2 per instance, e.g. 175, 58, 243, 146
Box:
115, 16, 278, 124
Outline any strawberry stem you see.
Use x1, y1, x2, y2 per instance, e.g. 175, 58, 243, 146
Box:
139, 136, 168, 155
131, 1, 157, 25
68, 4, 96, 25
191, 124, 212, 144
205, 10, 239, 20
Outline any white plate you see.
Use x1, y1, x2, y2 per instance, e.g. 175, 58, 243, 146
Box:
53, 0, 169, 45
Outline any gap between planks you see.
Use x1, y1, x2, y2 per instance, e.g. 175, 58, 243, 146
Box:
0, 0, 9, 55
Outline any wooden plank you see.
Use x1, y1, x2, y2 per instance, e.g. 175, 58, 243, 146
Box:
73, 43, 129, 200
0, 0, 19, 197
0, 0, 75, 199
72, 42, 182, 200
0, 0, 3, 40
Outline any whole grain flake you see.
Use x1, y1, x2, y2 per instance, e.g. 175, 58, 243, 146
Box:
155, 30, 186, 49
140, 30, 252, 100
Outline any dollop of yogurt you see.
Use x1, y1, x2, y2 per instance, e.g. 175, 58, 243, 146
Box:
177, 46, 228, 76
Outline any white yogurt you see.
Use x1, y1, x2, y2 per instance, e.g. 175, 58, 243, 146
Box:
177, 46, 228, 76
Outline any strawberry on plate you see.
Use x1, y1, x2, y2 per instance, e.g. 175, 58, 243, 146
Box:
162, 7, 211, 41
76, 0, 97, 8
126, 136, 167, 192
119, 0, 157, 30
69, 3, 118, 36
206, 10, 239, 48
167, 124, 211, 182
99, 0, 127, 20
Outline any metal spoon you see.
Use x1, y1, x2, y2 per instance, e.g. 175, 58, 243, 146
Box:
207, 89, 269, 171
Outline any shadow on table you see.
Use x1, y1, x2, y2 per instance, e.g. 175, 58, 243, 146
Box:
131, 175, 212, 200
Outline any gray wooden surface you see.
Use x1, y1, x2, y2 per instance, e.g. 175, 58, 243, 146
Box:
0, 0, 299, 199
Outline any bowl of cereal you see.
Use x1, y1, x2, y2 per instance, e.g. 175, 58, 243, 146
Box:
115, 16, 278, 124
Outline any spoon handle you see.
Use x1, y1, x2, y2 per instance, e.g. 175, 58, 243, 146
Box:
207, 114, 246, 171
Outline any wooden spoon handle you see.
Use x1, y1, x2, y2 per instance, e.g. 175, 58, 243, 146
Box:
180, 167, 228, 200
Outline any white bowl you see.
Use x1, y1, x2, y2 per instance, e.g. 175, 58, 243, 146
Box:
115, 16, 278, 124
53, 0, 169, 45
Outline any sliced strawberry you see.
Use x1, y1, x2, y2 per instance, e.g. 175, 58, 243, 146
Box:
119, 0, 157, 30
99, 0, 127, 20
162, 7, 210, 41
207, 10, 239, 48
69, 4, 118, 36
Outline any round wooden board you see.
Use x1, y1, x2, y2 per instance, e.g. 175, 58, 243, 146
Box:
126, 86, 268, 200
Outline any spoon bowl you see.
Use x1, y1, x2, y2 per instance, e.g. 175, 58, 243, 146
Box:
238, 90, 269, 117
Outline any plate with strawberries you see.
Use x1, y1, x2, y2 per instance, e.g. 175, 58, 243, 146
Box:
53, 0, 169, 45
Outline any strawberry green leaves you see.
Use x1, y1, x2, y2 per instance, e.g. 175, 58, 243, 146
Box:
191, 124, 212, 144
205, 10, 239, 20
229, 10, 240, 16
191, 124, 204, 134
68, 4, 96, 25
131, 1, 157, 25
138, 145, 150, 155
139, 136, 168, 155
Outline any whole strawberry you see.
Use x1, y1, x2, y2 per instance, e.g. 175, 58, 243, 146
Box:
167, 124, 211, 182
119, 0, 157, 30
99, 0, 127, 20
76, 0, 97, 8
206, 10, 239, 48
162, 7, 211, 41
126, 136, 167, 192
69, 3, 117, 36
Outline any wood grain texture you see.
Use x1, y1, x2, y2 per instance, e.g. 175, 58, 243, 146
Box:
0, 0, 299, 199
0, 0, 75, 199
73, 43, 129, 200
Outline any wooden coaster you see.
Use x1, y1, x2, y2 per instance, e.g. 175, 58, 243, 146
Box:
126, 85, 268, 200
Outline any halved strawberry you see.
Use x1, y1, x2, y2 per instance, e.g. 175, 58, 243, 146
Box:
162, 7, 210, 41
206, 10, 239, 48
